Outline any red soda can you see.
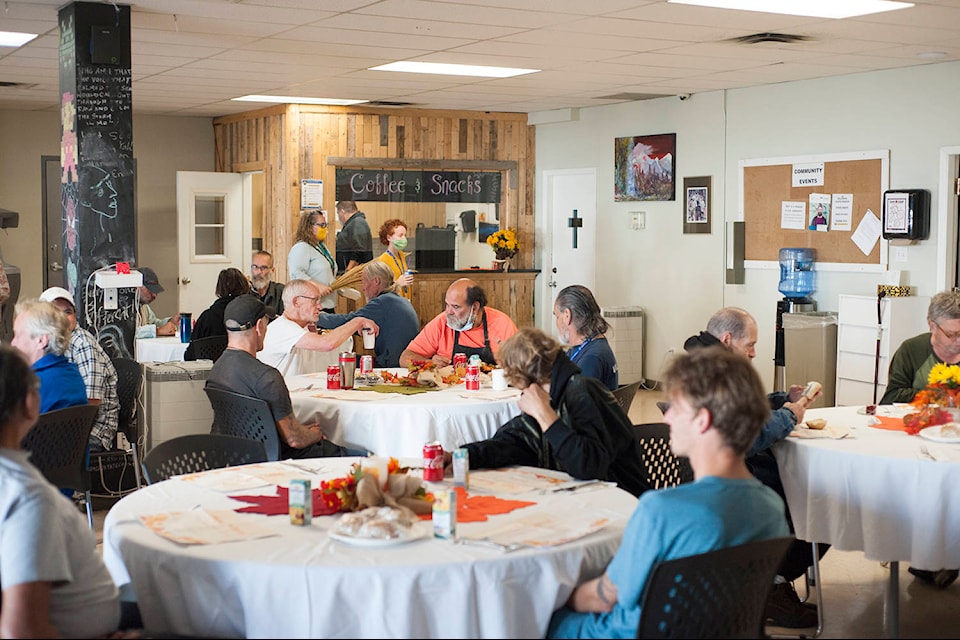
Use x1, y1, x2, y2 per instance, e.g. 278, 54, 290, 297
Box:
326, 364, 341, 389
465, 364, 480, 391
422, 441, 444, 482
360, 355, 374, 375
454, 352, 467, 376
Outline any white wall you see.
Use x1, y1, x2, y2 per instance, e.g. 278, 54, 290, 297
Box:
0, 109, 214, 320
535, 60, 960, 389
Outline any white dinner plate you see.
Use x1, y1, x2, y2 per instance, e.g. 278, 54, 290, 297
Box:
328, 524, 429, 548
918, 424, 960, 444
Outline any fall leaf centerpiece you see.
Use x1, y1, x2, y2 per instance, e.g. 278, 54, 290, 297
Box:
902, 363, 960, 435
319, 457, 434, 515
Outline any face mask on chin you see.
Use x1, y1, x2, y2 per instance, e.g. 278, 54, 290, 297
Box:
447, 310, 475, 332
392, 237, 408, 250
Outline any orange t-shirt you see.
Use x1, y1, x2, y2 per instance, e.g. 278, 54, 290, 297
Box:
405, 307, 517, 360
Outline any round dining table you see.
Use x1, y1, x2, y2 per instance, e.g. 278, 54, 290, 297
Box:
772, 404, 960, 638
288, 369, 522, 457
102, 458, 636, 639
135, 336, 188, 363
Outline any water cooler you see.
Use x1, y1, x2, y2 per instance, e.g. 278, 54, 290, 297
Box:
774, 248, 816, 392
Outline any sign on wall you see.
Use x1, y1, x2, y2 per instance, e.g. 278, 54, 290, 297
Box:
335, 169, 501, 203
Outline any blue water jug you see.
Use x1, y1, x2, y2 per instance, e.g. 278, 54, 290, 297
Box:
778, 248, 816, 299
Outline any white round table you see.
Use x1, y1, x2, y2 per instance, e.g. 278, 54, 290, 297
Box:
103, 459, 636, 638
289, 369, 522, 457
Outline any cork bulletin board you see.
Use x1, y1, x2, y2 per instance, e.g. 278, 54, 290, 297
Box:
739, 150, 889, 267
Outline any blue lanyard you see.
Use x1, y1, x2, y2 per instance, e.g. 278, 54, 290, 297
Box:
567, 334, 596, 362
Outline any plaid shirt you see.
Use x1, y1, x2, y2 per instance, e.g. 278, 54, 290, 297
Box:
67, 327, 120, 450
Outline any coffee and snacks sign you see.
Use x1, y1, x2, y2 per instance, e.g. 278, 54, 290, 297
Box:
336, 169, 501, 203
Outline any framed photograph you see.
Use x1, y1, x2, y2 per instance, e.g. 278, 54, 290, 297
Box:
614, 133, 676, 201
682, 176, 711, 234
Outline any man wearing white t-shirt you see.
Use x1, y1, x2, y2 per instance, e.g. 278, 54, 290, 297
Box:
258, 279, 378, 377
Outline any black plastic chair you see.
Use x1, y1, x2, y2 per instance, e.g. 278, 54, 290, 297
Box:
21, 404, 100, 529
204, 386, 281, 461
185, 335, 228, 362
635, 422, 694, 490
613, 380, 643, 416
91, 357, 143, 490
141, 433, 268, 484
637, 536, 794, 639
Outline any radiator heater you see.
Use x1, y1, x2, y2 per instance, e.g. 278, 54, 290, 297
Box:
601, 306, 645, 385
143, 361, 215, 454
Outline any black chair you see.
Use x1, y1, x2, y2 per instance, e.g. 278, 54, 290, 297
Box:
90, 357, 143, 490
634, 422, 694, 490
636, 536, 794, 639
20, 404, 100, 529
204, 387, 281, 461
185, 335, 228, 362
613, 380, 643, 416
141, 433, 268, 484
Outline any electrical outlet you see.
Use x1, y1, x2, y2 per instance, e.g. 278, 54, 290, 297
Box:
630, 211, 646, 230
894, 246, 908, 263
104, 287, 118, 310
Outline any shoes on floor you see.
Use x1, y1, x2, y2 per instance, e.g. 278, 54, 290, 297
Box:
908, 567, 959, 589
765, 582, 819, 628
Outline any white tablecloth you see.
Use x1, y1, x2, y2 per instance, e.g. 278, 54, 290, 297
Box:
289, 370, 522, 457
135, 337, 188, 363
772, 405, 960, 570
103, 459, 636, 639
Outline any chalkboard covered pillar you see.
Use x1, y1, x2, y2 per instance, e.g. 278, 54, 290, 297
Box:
58, 2, 137, 359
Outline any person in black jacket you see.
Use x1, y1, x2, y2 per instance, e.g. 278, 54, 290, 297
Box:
443, 327, 649, 498
184, 267, 250, 360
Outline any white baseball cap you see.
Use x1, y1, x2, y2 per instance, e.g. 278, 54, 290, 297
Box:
39, 286, 76, 308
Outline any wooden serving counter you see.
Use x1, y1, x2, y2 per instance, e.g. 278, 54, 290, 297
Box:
335, 269, 540, 330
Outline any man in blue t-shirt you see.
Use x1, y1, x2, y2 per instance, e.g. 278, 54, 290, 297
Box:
548, 347, 789, 639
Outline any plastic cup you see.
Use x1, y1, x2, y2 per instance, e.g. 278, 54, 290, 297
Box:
491, 369, 507, 391
362, 327, 375, 349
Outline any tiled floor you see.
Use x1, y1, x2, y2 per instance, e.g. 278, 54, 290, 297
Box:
92, 387, 960, 638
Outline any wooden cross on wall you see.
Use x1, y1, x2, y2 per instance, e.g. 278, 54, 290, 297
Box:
568, 209, 583, 249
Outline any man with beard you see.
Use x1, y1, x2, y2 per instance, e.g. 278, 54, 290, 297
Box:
250, 250, 284, 319
399, 278, 517, 367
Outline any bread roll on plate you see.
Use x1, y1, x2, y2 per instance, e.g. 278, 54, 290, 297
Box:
805, 418, 827, 430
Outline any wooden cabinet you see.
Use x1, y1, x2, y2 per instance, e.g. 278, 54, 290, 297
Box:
835, 294, 930, 406
335, 270, 540, 330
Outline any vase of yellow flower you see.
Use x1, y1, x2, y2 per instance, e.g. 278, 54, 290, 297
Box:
903, 362, 960, 434
486, 228, 519, 271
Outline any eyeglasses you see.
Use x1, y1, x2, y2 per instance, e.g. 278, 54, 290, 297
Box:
310, 222, 328, 228
251, 265, 272, 272
934, 320, 960, 341
297, 295, 320, 305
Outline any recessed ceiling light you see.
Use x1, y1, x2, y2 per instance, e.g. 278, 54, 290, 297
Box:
667, 0, 913, 19
369, 61, 539, 78
232, 95, 367, 106
0, 31, 38, 47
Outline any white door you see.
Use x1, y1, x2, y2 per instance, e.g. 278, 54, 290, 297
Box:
177, 171, 244, 318
541, 168, 597, 334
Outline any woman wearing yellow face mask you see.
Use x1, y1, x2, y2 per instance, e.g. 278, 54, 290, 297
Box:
376, 218, 414, 300
288, 209, 337, 313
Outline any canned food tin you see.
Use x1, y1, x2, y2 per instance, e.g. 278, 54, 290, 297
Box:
465, 364, 480, 391
454, 352, 467, 376
360, 355, 374, 375
326, 364, 341, 390
422, 441, 444, 482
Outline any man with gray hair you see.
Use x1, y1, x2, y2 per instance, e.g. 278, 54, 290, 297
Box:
880, 290, 960, 589
684, 306, 820, 629
317, 261, 419, 368
258, 279, 378, 377
554, 284, 618, 390
882, 289, 960, 405
10, 299, 87, 414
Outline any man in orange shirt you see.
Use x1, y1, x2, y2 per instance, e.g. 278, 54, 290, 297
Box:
399, 278, 517, 367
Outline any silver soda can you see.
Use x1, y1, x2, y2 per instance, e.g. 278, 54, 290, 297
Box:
453, 448, 469, 489
360, 354, 374, 375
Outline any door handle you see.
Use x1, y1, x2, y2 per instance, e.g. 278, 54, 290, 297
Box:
180, 277, 191, 285
50, 262, 63, 272
548, 281, 557, 288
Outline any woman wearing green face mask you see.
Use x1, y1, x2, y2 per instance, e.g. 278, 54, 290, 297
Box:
376, 218, 414, 300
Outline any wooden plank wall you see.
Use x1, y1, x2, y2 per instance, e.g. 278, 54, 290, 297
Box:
213, 105, 535, 282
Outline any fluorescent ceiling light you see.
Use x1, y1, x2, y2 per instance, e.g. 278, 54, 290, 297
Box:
369, 61, 539, 78
667, 0, 913, 19
0, 31, 38, 47
232, 95, 367, 106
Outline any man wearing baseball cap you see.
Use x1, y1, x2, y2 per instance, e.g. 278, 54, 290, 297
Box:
205, 294, 352, 458
137, 266, 178, 337
39, 287, 120, 452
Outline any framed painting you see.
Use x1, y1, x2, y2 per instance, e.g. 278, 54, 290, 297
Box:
682, 176, 711, 234
614, 133, 676, 201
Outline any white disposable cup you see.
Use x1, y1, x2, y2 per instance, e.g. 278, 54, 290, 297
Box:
491, 369, 507, 391
362, 328, 375, 349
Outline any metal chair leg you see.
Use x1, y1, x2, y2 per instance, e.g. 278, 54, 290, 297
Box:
84, 489, 94, 530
